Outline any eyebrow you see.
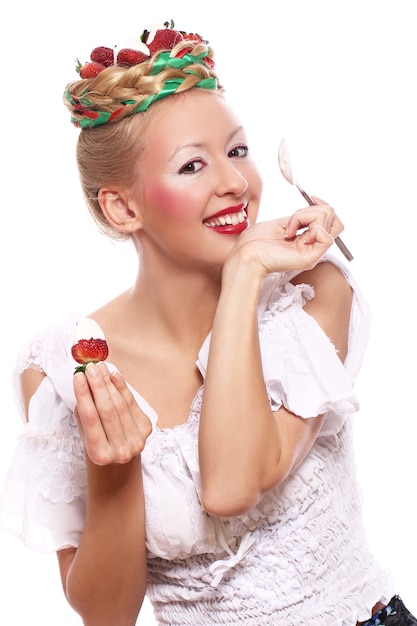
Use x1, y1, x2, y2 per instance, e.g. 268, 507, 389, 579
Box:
169, 126, 245, 162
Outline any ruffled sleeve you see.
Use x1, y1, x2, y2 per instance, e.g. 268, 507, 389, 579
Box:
259, 255, 370, 436
196, 256, 370, 438
0, 314, 86, 552
1, 314, 159, 553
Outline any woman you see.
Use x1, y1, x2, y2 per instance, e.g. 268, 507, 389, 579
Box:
0, 21, 415, 626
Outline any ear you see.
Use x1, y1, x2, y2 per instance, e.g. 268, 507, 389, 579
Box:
98, 187, 143, 234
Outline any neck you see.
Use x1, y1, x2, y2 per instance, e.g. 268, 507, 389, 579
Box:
128, 255, 222, 345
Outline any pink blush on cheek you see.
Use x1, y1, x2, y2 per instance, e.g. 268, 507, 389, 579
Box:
145, 183, 194, 218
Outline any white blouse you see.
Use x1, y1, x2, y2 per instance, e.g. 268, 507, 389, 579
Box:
0, 256, 394, 625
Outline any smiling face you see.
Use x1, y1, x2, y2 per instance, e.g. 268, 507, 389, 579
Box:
129, 90, 263, 271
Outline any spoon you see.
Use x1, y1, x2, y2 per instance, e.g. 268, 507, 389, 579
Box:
278, 138, 354, 262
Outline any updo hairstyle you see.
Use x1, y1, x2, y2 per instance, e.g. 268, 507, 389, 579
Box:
63, 40, 222, 241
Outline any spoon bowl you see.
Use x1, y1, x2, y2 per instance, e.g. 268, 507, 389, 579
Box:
277, 138, 353, 262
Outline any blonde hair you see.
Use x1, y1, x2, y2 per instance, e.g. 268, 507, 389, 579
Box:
64, 40, 223, 241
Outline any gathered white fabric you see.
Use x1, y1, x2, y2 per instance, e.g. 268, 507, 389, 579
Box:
0, 255, 394, 624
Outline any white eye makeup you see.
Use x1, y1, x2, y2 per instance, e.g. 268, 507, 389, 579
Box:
228, 144, 250, 159
173, 129, 250, 177
178, 158, 206, 175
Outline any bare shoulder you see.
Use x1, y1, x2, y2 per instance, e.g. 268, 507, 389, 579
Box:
292, 261, 353, 361
87, 291, 130, 334
291, 260, 352, 302
88, 290, 128, 317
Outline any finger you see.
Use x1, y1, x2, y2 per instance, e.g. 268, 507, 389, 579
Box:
301, 223, 334, 249
285, 206, 333, 238
84, 362, 131, 445
310, 195, 327, 205
86, 363, 151, 463
110, 369, 152, 441
73, 370, 110, 453
328, 213, 344, 238
309, 197, 345, 235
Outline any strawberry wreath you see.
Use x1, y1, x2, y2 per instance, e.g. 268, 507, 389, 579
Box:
65, 20, 219, 129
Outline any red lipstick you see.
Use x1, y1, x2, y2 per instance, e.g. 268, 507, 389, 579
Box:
203, 203, 248, 234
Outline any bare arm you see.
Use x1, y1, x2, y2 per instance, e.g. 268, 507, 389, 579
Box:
58, 454, 147, 626
199, 206, 352, 517
21, 365, 151, 626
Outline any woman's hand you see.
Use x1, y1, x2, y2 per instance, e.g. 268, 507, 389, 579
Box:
73, 362, 152, 466
228, 199, 343, 277
283, 196, 343, 238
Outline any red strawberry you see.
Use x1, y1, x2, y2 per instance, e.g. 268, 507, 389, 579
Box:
117, 48, 150, 67
76, 59, 106, 78
175, 32, 214, 66
71, 318, 109, 373
90, 46, 114, 67
181, 32, 205, 44
147, 27, 183, 54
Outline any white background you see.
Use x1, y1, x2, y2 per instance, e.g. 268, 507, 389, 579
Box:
0, 0, 416, 623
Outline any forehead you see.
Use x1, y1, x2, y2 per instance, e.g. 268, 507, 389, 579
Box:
141, 90, 243, 144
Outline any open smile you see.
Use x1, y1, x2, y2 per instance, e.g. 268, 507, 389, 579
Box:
203, 205, 248, 234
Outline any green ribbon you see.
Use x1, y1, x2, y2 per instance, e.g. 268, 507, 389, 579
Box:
131, 76, 217, 114
67, 51, 218, 129
150, 50, 210, 75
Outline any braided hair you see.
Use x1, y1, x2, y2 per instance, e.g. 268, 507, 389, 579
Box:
64, 38, 222, 240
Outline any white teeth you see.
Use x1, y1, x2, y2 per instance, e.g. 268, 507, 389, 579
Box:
206, 207, 247, 228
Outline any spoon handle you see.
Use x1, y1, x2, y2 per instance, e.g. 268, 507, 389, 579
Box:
296, 184, 354, 262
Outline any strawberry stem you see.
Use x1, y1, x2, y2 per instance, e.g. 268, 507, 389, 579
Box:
140, 29, 149, 43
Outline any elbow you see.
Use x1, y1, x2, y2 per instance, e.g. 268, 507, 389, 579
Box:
65, 578, 145, 626
201, 480, 265, 517
202, 494, 258, 518
67, 598, 143, 626
201, 464, 289, 517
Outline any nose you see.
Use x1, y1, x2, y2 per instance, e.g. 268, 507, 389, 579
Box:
215, 159, 248, 197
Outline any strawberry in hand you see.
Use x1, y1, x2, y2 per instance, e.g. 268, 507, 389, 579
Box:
71, 318, 109, 373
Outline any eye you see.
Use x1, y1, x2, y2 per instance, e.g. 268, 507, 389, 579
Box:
228, 144, 249, 158
178, 159, 205, 175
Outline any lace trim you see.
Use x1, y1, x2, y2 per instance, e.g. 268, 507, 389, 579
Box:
15, 335, 49, 375
17, 421, 86, 504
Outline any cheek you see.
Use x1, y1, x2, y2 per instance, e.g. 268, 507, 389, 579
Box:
251, 165, 264, 198
145, 182, 195, 219
248, 168, 263, 220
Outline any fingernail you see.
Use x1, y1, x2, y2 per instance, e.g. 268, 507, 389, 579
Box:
86, 363, 98, 376
73, 372, 86, 385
